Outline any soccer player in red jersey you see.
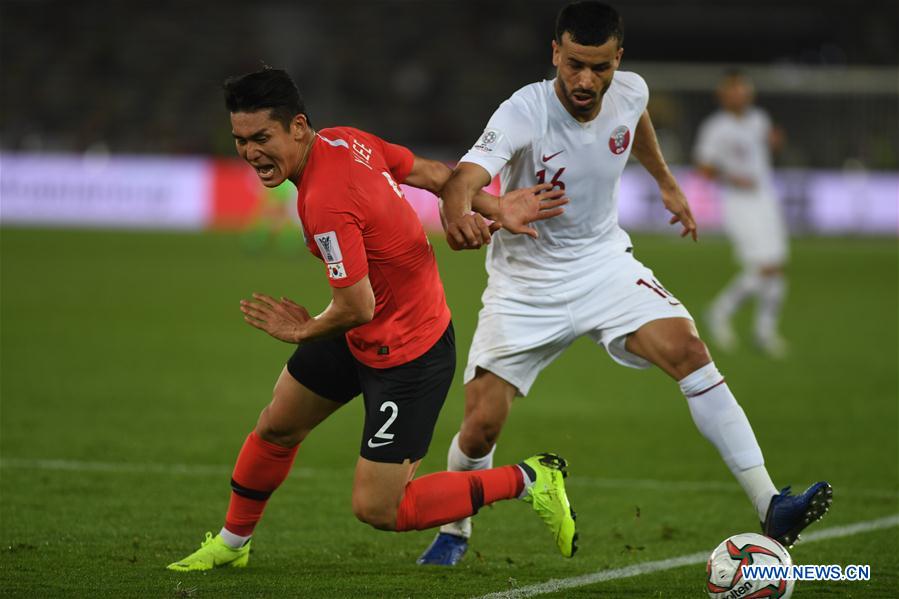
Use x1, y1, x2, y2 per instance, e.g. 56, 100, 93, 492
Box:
167, 68, 576, 571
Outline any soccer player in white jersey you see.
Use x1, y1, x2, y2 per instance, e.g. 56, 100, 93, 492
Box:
695, 70, 790, 357
418, 1, 831, 566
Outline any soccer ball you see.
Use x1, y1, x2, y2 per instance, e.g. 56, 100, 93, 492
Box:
706, 533, 794, 599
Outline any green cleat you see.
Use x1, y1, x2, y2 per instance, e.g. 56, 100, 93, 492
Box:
166, 532, 251, 571
520, 453, 578, 558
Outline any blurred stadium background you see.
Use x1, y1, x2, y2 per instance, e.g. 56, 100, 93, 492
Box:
1, 1, 897, 597
2, 0, 897, 232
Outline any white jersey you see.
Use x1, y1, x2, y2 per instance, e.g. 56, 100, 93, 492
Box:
693, 107, 775, 196
459, 71, 649, 291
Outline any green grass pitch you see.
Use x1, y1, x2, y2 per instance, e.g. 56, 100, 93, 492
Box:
1, 228, 896, 597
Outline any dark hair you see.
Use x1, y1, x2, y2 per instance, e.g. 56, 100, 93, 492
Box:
555, 1, 623, 47
223, 67, 311, 130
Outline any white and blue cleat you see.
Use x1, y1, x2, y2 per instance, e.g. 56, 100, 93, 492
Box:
417, 532, 469, 566
762, 481, 833, 548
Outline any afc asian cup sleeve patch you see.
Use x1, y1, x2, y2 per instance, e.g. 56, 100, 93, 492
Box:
314, 231, 343, 264
328, 262, 347, 280
473, 128, 504, 153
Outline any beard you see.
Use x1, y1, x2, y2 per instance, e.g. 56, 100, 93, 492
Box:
559, 77, 612, 114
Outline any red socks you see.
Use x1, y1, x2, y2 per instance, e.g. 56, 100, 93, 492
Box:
395, 465, 524, 531
222, 432, 522, 535
224, 432, 298, 536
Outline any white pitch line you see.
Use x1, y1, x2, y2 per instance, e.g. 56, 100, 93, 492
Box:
0, 457, 338, 479
0, 457, 230, 476
568, 476, 899, 499
1, 457, 897, 498
473, 514, 899, 599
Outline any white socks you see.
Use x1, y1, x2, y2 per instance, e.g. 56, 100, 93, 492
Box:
446, 431, 496, 472
755, 274, 786, 342
736, 465, 780, 522
712, 269, 787, 345
711, 270, 762, 321
439, 432, 495, 538
219, 527, 251, 549
680, 362, 777, 521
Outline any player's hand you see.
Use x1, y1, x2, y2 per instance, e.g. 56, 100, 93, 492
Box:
661, 183, 698, 241
494, 183, 568, 239
445, 211, 493, 251
240, 293, 311, 343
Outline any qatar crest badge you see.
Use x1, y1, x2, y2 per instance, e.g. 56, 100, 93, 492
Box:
608, 125, 631, 155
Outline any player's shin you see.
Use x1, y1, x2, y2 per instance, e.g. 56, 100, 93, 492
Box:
439, 432, 496, 538
755, 274, 787, 342
679, 362, 777, 520
222, 431, 299, 547
396, 466, 523, 531
711, 269, 761, 320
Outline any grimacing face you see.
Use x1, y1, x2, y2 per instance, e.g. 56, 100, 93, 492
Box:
552, 32, 623, 122
230, 110, 308, 187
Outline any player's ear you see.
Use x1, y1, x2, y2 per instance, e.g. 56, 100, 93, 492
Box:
551, 39, 560, 67
291, 114, 307, 141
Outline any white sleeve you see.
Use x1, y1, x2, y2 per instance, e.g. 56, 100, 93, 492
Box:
634, 73, 650, 114
458, 100, 535, 178
693, 119, 722, 168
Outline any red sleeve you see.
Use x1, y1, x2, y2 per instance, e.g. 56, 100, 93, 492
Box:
382, 140, 414, 183
304, 197, 368, 289
368, 134, 414, 183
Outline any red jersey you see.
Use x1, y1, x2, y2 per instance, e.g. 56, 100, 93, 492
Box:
295, 126, 451, 368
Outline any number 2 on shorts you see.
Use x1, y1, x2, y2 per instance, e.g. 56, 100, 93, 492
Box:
373, 400, 399, 441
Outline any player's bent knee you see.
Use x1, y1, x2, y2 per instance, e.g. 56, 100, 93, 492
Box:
681, 335, 712, 373
351, 498, 397, 531
458, 424, 497, 458
254, 406, 305, 448
460, 405, 504, 456
255, 424, 303, 448
460, 375, 511, 457
653, 333, 711, 379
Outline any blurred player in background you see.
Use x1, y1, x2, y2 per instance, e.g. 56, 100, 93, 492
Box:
695, 70, 790, 357
167, 68, 576, 571
418, 1, 830, 566
241, 179, 303, 253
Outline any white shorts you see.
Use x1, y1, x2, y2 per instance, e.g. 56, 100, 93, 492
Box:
464, 250, 693, 396
721, 191, 789, 267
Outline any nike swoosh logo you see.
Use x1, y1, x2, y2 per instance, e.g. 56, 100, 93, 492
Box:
367, 438, 393, 448
668, 300, 682, 306
542, 150, 564, 162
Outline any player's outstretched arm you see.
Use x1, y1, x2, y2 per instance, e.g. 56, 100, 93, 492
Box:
440, 162, 495, 250
239, 277, 375, 344
406, 157, 567, 247
405, 157, 491, 250
493, 184, 568, 239
632, 110, 698, 240
404, 156, 454, 195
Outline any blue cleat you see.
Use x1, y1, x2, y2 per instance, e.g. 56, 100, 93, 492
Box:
417, 532, 468, 566
762, 482, 833, 548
